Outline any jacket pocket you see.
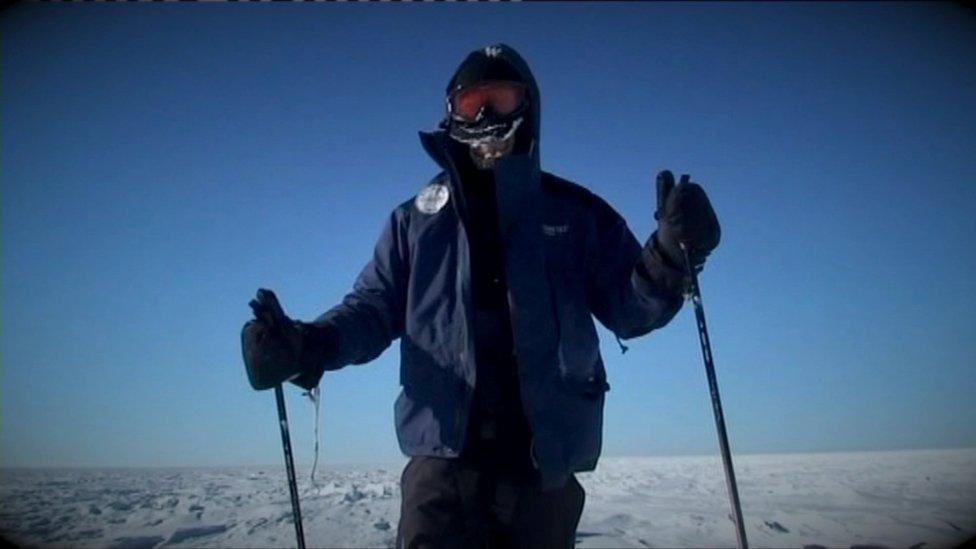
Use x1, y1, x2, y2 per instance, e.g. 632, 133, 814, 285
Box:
560, 369, 610, 399
547, 259, 602, 382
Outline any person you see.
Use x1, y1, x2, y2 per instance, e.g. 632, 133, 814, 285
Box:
241, 43, 720, 549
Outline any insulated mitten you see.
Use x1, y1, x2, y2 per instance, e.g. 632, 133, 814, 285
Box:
653, 170, 721, 270
241, 288, 339, 391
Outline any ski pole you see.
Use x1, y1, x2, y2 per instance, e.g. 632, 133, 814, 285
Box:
274, 384, 306, 549
677, 176, 748, 549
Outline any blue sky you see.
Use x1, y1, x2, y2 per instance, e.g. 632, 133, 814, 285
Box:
2, 3, 974, 468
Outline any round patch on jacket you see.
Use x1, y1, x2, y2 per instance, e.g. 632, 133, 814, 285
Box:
415, 183, 450, 215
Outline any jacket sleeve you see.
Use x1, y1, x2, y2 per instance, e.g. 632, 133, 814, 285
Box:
585, 195, 685, 340
312, 207, 410, 368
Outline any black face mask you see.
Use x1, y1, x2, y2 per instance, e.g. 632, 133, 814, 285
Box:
444, 49, 531, 170
448, 94, 527, 169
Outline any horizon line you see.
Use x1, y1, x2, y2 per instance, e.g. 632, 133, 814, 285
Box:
3, 445, 974, 471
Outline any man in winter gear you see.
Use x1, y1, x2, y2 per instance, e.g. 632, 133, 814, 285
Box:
241, 43, 720, 548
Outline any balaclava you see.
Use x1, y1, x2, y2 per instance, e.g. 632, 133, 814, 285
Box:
444, 45, 534, 170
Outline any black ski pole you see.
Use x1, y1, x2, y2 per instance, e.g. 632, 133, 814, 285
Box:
274, 384, 306, 549
677, 176, 748, 549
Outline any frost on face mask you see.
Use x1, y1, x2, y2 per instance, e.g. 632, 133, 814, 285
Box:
450, 117, 523, 170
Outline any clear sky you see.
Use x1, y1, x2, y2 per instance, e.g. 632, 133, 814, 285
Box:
2, 2, 975, 468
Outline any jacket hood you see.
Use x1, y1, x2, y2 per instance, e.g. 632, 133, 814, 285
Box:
420, 43, 541, 175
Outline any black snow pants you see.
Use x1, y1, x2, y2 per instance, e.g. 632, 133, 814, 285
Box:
396, 455, 585, 549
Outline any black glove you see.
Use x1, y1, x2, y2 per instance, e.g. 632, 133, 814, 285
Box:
653, 170, 720, 271
241, 288, 339, 391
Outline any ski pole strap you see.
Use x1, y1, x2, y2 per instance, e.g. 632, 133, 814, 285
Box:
304, 386, 322, 487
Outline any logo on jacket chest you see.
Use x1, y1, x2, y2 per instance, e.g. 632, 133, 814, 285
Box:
542, 224, 570, 236
415, 183, 450, 215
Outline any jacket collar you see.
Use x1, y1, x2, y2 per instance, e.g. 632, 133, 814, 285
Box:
419, 128, 541, 237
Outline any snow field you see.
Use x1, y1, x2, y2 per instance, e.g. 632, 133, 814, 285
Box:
1, 449, 973, 548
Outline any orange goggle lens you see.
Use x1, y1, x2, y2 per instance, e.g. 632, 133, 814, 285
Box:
450, 81, 526, 121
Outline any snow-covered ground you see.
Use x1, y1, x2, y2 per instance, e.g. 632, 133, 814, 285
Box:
1, 449, 973, 548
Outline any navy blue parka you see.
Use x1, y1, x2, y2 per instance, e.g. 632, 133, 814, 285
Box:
313, 45, 686, 489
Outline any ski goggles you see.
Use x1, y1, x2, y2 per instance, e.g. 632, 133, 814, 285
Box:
448, 81, 527, 122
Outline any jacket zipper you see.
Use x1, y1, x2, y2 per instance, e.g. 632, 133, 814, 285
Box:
440, 138, 473, 455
